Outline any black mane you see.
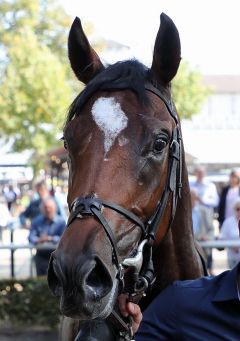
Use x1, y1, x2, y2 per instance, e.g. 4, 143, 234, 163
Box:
66, 59, 151, 124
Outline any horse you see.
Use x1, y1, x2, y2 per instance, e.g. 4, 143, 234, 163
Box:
47, 13, 205, 340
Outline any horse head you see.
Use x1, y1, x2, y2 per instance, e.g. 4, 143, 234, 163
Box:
47, 13, 202, 324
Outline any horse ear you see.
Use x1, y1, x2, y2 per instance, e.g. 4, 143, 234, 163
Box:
151, 13, 181, 86
68, 17, 104, 84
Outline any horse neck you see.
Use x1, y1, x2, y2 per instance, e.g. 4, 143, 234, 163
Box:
152, 159, 203, 292
171, 161, 203, 274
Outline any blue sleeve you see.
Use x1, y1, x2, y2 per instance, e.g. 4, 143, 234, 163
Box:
19, 199, 40, 224
52, 219, 66, 243
19, 212, 26, 225
19, 203, 33, 224
28, 218, 40, 244
136, 285, 177, 340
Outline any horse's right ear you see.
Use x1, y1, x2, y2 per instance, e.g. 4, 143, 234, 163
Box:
68, 17, 104, 84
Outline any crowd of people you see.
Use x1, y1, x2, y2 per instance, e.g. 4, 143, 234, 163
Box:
0, 180, 68, 275
0, 167, 240, 277
189, 166, 240, 272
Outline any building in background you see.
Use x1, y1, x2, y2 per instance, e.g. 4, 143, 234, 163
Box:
182, 75, 240, 177
0, 149, 33, 187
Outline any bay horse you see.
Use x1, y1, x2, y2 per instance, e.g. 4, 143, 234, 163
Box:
47, 13, 205, 340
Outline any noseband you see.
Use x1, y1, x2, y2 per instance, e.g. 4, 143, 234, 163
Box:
67, 196, 146, 270
66, 80, 182, 340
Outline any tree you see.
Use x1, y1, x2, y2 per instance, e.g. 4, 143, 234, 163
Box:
0, 0, 74, 171
172, 60, 210, 119
0, 0, 71, 62
0, 30, 72, 151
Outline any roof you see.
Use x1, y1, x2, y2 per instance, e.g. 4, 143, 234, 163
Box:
0, 151, 30, 167
48, 147, 66, 158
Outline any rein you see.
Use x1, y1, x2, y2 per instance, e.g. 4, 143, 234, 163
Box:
66, 81, 183, 340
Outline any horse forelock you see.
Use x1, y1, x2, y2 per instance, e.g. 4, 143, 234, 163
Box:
66, 59, 152, 125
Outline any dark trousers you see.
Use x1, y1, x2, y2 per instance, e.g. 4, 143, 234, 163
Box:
35, 249, 53, 276
207, 252, 213, 270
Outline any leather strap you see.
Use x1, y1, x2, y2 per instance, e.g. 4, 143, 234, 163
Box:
145, 81, 178, 123
66, 197, 147, 269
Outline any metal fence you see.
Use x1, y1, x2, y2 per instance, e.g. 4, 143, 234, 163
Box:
0, 243, 56, 278
0, 239, 240, 278
198, 240, 240, 248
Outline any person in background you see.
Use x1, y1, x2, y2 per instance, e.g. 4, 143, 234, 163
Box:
218, 169, 240, 230
28, 197, 66, 276
190, 165, 219, 274
20, 180, 66, 226
54, 185, 68, 216
120, 222, 240, 340
190, 165, 219, 212
3, 185, 18, 212
218, 198, 240, 269
190, 188, 214, 273
0, 196, 13, 242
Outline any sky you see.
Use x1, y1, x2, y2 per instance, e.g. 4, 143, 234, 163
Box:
60, 0, 240, 75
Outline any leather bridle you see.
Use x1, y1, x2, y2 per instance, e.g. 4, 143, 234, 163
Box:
66, 80, 183, 340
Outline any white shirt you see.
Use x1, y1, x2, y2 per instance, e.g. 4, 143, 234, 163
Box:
190, 180, 219, 208
0, 203, 12, 227
225, 188, 240, 219
219, 215, 240, 268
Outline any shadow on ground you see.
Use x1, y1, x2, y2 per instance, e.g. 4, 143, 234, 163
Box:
0, 327, 58, 340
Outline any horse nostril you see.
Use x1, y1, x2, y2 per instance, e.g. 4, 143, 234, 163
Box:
85, 257, 113, 299
47, 255, 64, 297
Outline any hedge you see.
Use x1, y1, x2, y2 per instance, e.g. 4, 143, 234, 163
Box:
0, 277, 60, 328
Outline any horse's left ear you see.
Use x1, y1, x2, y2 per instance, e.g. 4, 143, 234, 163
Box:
68, 17, 104, 84
151, 13, 181, 86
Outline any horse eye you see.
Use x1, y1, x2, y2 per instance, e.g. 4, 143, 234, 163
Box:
153, 137, 167, 153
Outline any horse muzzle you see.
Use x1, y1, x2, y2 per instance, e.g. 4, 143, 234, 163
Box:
47, 252, 119, 319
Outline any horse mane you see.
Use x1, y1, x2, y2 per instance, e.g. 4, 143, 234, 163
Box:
66, 59, 151, 125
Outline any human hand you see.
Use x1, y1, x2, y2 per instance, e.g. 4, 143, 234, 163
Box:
118, 294, 142, 334
38, 235, 51, 243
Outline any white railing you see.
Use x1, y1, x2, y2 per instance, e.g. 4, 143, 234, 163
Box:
0, 243, 56, 250
0, 240, 240, 278
0, 243, 56, 278
198, 240, 240, 248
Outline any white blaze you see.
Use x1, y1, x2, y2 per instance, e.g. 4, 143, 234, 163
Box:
91, 97, 128, 153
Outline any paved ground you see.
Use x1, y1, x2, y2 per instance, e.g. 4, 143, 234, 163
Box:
0, 327, 58, 341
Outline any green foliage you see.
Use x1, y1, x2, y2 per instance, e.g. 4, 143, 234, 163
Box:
0, 0, 71, 62
172, 60, 210, 119
0, 30, 72, 149
0, 277, 60, 328
0, 0, 75, 171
